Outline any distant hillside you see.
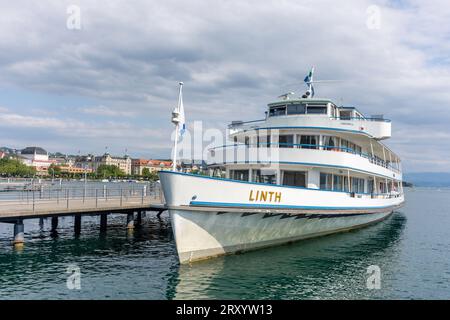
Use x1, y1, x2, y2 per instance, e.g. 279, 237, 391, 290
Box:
403, 172, 450, 187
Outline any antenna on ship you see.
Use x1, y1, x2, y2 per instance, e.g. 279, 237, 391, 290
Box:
301, 67, 341, 99
278, 92, 295, 100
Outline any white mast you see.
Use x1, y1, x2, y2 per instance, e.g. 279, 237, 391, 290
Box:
171, 82, 184, 171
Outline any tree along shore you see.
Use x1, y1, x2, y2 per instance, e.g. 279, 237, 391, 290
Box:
0, 159, 160, 181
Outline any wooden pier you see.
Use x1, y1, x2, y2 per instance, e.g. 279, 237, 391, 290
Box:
0, 185, 167, 246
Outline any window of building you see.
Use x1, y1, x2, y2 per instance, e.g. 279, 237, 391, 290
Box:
282, 171, 307, 187
278, 135, 294, 148
269, 105, 287, 117
320, 173, 333, 190
287, 103, 306, 115
299, 135, 319, 149
230, 170, 249, 181
306, 105, 327, 114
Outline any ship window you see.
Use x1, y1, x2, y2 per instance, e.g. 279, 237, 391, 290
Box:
253, 169, 276, 184
299, 135, 319, 149
278, 135, 294, 148
320, 173, 333, 190
341, 139, 348, 150
343, 176, 349, 192
306, 105, 327, 114
230, 170, 249, 182
323, 136, 338, 151
348, 142, 355, 153
269, 105, 287, 117
333, 175, 343, 191
368, 179, 374, 194
339, 110, 352, 120
257, 135, 271, 147
282, 171, 306, 187
351, 177, 365, 193
287, 103, 306, 115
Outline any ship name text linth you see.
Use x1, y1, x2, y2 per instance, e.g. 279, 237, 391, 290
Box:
249, 190, 282, 203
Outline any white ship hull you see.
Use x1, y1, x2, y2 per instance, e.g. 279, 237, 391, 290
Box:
159, 171, 404, 264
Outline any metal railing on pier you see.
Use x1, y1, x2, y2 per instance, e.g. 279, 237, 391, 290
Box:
0, 182, 164, 216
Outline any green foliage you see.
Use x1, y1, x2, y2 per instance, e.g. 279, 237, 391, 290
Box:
48, 164, 62, 176
141, 167, 159, 181
142, 168, 151, 176
96, 164, 125, 178
0, 158, 36, 177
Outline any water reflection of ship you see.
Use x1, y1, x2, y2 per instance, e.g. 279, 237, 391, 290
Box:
166, 212, 406, 300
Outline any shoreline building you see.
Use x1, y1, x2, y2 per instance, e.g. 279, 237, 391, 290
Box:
59, 166, 94, 174
94, 153, 132, 175
74, 155, 95, 172
131, 159, 172, 175
19, 147, 55, 174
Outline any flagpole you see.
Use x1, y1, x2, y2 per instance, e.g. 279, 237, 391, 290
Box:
172, 82, 183, 171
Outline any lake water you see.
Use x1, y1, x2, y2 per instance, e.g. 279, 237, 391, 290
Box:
0, 187, 449, 299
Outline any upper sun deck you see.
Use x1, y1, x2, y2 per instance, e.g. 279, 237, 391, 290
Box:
229, 98, 391, 140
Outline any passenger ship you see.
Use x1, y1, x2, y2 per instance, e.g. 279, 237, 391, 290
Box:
160, 69, 404, 264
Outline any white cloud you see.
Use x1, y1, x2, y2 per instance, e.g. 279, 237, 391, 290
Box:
78, 105, 137, 117
0, 0, 449, 170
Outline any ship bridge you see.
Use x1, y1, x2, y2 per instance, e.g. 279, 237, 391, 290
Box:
229, 98, 391, 140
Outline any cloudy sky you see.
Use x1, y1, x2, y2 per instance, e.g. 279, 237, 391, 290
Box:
0, 0, 449, 172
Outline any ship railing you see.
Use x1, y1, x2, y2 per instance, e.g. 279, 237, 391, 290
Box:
369, 192, 403, 199
228, 119, 266, 129
331, 116, 391, 122
209, 142, 401, 173
228, 116, 391, 129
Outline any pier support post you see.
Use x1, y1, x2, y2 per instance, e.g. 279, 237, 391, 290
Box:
39, 217, 44, 229
126, 213, 134, 230
156, 210, 164, 218
74, 215, 81, 235
100, 213, 107, 232
135, 211, 142, 226
51, 216, 58, 232
13, 220, 25, 246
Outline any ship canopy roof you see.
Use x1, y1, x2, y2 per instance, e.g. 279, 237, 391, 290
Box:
268, 97, 334, 107
267, 98, 366, 118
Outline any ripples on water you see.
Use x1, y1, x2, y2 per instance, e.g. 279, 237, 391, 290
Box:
0, 188, 449, 299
